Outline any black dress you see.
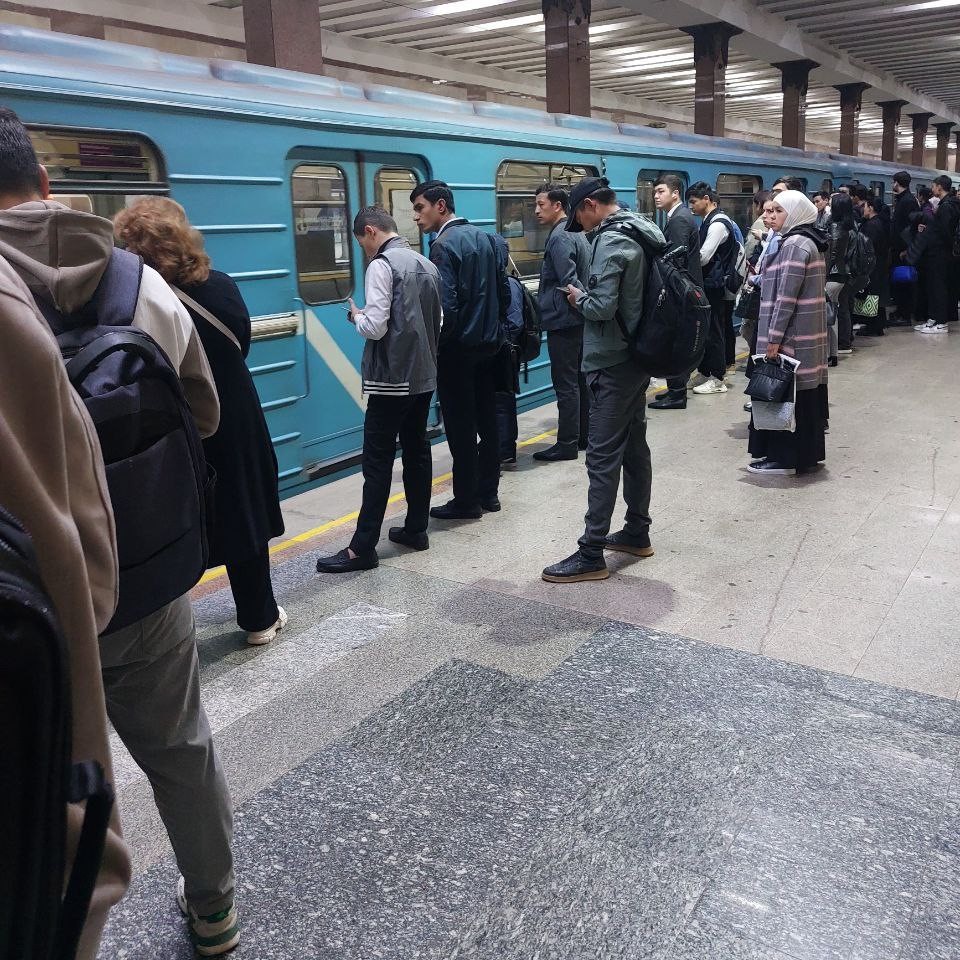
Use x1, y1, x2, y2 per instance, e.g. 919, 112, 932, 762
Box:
179, 270, 285, 630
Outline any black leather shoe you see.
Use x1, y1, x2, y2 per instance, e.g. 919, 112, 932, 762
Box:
541, 550, 609, 583
316, 548, 379, 574
747, 460, 796, 476
534, 443, 578, 462
604, 529, 654, 558
388, 527, 429, 551
481, 496, 501, 512
648, 393, 687, 410
430, 500, 482, 520
827, 356, 838, 368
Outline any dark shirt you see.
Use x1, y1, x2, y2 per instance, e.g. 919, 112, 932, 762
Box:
537, 220, 590, 331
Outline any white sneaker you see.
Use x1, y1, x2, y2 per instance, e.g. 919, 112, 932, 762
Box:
917, 322, 948, 334
246, 605, 288, 646
692, 377, 728, 395
914, 319, 936, 330
176, 876, 241, 956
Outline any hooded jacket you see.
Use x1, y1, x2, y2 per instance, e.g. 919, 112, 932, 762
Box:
572, 209, 666, 372
0, 201, 219, 436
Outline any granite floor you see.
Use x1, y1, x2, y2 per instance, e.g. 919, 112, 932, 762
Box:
100, 327, 960, 958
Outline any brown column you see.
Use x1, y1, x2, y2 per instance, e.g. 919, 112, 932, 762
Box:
910, 112, 934, 167
681, 23, 743, 138
954, 131, 960, 173
878, 100, 907, 163
774, 60, 818, 150
935, 123, 953, 170
49, 11, 106, 39
542, 0, 591, 117
243, 0, 324, 75
835, 83, 869, 156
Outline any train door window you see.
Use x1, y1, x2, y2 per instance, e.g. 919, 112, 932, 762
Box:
28, 126, 166, 219
638, 170, 687, 230
716, 173, 762, 235
870, 180, 885, 201
821, 178, 834, 195
291, 163, 353, 304
496, 160, 597, 278
374, 167, 422, 251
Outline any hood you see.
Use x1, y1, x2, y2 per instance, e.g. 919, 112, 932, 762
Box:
593, 209, 667, 250
783, 223, 829, 252
0, 201, 114, 313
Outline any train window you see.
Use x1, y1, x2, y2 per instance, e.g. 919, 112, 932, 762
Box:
495, 160, 597, 277
28, 126, 166, 220
716, 173, 762, 235
291, 164, 353, 304
821, 178, 834, 195
870, 180, 885, 201
374, 168, 422, 251
637, 170, 687, 230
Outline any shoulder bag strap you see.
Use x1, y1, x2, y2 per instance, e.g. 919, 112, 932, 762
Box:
172, 287, 242, 352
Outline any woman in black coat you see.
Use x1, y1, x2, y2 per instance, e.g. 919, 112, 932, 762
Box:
855, 195, 891, 337
115, 198, 287, 646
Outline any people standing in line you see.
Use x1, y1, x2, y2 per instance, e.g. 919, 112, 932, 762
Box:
915, 175, 960, 335
813, 191, 832, 231
531, 182, 591, 459
410, 180, 508, 520
686, 181, 739, 396
648, 174, 703, 411
826, 192, 857, 357
854, 195, 890, 338
314, 207, 441, 570
0, 252, 130, 959
0, 108, 239, 956
748, 190, 829, 476
114, 197, 287, 640
541, 177, 664, 583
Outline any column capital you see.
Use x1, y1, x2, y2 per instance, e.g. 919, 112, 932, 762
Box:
909, 111, 935, 127
834, 82, 870, 102
542, 0, 591, 18
934, 121, 955, 135
773, 59, 818, 91
681, 21, 742, 66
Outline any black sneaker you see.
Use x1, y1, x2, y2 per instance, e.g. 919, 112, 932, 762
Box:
747, 460, 796, 476
388, 527, 429, 551
430, 500, 482, 520
316, 548, 379, 574
828, 356, 838, 367
541, 550, 609, 583
533, 443, 578, 462
604, 529, 654, 558
481, 496, 501, 513
648, 393, 687, 410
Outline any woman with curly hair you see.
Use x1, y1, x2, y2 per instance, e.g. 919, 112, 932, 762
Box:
114, 197, 287, 645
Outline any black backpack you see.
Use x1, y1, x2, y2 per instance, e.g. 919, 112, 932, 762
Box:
845, 226, 877, 292
36, 249, 211, 633
0, 506, 114, 960
603, 222, 712, 379
504, 273, 542, 363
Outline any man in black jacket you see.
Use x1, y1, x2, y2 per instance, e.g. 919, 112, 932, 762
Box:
411, 180, 509, 519
649, 174, 703, 410
916, 175, 960, 335
889, 171, 920, 325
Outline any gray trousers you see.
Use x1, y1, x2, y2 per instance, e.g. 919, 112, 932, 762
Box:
578, 360, 653, 558
100, 595, 235, 916
546, 326, 589, 447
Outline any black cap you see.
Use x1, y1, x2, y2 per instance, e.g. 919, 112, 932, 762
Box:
565, 176, 610, 232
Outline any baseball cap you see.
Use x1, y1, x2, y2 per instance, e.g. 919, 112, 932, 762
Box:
565, 176, 611, 232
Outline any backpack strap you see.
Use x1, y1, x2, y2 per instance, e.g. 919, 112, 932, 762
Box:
172, 287, 242, 352
89, 248, 143, 327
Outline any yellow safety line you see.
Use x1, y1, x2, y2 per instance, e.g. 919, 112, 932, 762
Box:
198, 351, 750, 587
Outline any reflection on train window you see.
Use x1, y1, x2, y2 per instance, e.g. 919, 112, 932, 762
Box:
821, 178, 834, 195
496, 160, 597, 277
637, 170, 688, 230
716, 173, 762, 235
870, 180, 885, 201
291, 164, 352, 304
27, 125, 166, 220
374, 167, 422, 252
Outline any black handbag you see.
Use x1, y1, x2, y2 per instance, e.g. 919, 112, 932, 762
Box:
734, 284, 761, 324
745, 356, 795, 402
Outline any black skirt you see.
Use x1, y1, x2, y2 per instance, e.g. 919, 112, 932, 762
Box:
748, 384, 828, 470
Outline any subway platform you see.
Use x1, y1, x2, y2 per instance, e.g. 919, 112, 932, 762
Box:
102, 326, 960, 960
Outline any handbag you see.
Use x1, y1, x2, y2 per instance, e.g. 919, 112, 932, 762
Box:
751, 356, 800, 433
891, 264, 918, 285
852, 293, 879, 318
744, 354, 796, 403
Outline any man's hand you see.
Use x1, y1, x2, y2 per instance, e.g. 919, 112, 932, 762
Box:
346, 297, 358, 324
765, 342, 780, 360
564, 284, 582, 307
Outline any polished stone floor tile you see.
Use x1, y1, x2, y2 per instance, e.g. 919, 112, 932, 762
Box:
672, 919, 802, 960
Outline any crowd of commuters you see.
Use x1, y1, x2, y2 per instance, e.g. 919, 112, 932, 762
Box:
3, 84, 959, 957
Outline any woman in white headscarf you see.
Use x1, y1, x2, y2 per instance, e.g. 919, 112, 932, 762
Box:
747, 189, 830, 476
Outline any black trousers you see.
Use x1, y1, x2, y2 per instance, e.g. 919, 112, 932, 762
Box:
437, 351, 500, 507
927, 258, 955, 326
699, 288, 727, 380
496, 390, 518, 459
349, 391, 433, 556
546, 326, 589, 447
226, 546, 279, 632
724, 298, 737, 367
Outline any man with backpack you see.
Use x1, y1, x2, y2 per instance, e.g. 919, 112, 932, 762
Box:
315, 206, 441, 571
0, 109, 240, 956
411, 180, 509, 519
542, 177, 666, 584
685, 182, 743, 396
531, 182, 590, 461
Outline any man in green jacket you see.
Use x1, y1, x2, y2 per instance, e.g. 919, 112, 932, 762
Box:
542, 177, 666, 583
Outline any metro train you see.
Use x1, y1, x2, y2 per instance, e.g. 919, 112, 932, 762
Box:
1, 25, 955, 495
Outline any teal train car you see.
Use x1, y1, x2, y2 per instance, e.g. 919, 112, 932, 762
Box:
0, 25, 952, 494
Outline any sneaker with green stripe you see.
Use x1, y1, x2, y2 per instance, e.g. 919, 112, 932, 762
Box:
176, 876, 240, 956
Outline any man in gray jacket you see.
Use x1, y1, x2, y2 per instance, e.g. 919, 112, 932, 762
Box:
542, 177, 665, 583
532, 182, 590, 461
316, 206, 442, 572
